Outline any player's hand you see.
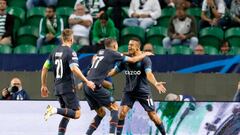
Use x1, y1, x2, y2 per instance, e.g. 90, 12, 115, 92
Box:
86, 81, 96, 91
41, 85, 49, 98
2, 88, 9, 97
155, 82, 166, 94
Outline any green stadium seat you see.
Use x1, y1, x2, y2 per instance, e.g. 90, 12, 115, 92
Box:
39, 44, 58, 54
115, 28, 119, 41
121, 26, 145, 45
146, 26, 167, 46
16, 25, 39, 46
153, 45, 166, 55
0, 45, 12, 54
168, 45, 192, 55
106, 7, 113, 17
228, 46, 240, 55
225, 27, 240, 47
14, 44, 37, 54
26, 7, 46, 27
186, 7, 201, 23
7, 0, 26, 9
122, 7, 129, 19
6, 7, 25, 33
56, 7, 74, 28
199, 27, 224, 48
204, 46, 218, 55
118, 45, 128, 53
57, 0, 76, 8
157, 8, 176, 27
71, 44, 83, 52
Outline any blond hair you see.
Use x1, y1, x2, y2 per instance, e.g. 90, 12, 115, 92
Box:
61, 29, 73, 42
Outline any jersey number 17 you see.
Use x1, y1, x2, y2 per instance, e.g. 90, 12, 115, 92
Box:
91, 56, 104, 69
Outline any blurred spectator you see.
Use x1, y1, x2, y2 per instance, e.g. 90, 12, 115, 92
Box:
74, 0, 107, 19
194, 45, 205, 55
1, 77, 30, 100
220, 41, 230, 55
0, 0, 14, 46
92, 13, 117, 46
37, 6, 63, 50
163, 6, 198, 50
230, 0, 240, 27
165, 93, 196, 101
123, 0, 161, 29
143, 43, 154, 54
69, 4, 93, 46
107, 0, 131, 29
161, 0, 202, 8
26, 0, 58, 10
200, 0, 226, 29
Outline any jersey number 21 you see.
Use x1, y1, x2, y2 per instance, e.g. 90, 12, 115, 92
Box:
55, 59, 63, 79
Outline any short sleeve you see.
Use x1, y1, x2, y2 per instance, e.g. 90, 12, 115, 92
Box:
217, 0, 225, 14
43, 53, 53, 69
104, 77, 113, 83
68, 49, 79, 68
201, 0, 207, 11
114, 61, 125, 73
143, 57, 152, 73
87, 14, 93, 23
111, 51, 129, 62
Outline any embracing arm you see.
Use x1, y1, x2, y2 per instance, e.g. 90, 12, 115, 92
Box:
126, 52, 153, 63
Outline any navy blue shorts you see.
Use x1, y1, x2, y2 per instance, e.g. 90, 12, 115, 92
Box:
83, 84, 115, 110
57, 92, 80, 110
121, 92, 155, 112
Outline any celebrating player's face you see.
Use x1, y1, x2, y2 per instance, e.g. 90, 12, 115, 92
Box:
128, 40, 139, 55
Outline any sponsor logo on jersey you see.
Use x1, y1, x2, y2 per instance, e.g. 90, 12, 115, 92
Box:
124, 70, 141, 75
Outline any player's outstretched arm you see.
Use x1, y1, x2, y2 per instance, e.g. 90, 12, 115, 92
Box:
70, 65, 96, 90
146, 72, 166, 94
41, 66, 49, 97
127, 52, 153, 63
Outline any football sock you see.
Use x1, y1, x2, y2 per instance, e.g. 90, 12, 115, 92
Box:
58, 117, 69, 135
57, 108, 75, 118
116, 119, 125, 135
86, 115, 103, 135
109, 110, 118, 133
155, 123, 166, 135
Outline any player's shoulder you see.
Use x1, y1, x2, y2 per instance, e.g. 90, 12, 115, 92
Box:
63, 46, 76, 55
143, 56, 151, 62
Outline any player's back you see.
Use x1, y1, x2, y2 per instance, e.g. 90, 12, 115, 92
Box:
49, 45, 78, 95
87, 49, 126, 86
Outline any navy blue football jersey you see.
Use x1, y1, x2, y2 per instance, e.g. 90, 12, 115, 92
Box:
87, 49, 128, 85
47, 45, 79, 95
115, 56, 152, 94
